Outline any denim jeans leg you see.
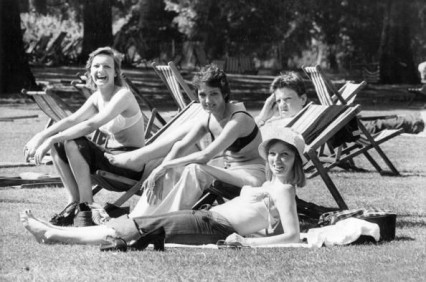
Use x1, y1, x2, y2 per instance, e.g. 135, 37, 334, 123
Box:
132, 210, 235, 245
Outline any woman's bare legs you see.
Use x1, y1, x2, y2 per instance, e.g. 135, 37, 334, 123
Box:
64, 140, 93, 203
20, 210, 116, 245
50, 146, 80, 204
105, 150, 144, 171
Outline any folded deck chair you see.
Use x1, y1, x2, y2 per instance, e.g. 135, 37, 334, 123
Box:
151, 61, 197, 110
303, 65, 401, 176
92, 102, 206, 211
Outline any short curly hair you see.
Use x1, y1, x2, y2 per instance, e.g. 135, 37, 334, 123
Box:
84, 47, 124, 90
192, 64, 231, 102
269, 71, 306, 96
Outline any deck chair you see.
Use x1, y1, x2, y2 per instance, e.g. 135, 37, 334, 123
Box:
195, 103, 361, 210
151, 61, 197, 110
303, 65, 401, 176
193, 44, 209, 67
92, 102, 207, 211
27, 34, 52, 63
225, 57, 240, 73
21, 87, 161, 201
37, 32, 68, 65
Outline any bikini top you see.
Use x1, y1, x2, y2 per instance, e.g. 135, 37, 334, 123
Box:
207, 111, 259, 152
96, 92, 143, 136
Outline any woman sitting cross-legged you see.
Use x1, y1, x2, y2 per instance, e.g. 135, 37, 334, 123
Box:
21, 128, 305, 249
23, 47, 146, 226
106, 64, 266, 218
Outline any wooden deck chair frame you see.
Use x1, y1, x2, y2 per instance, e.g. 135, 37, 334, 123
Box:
151, 61, 197, 110
303, 65, 401, 176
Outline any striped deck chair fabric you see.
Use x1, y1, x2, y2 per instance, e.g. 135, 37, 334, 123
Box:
225, 57, 240, 73
151, 61, 197, 110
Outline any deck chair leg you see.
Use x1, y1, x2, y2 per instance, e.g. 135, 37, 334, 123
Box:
357, 122, 400, 176
111, 183, 144, 207
308, 152, 348, 210
362, 151, 384, 174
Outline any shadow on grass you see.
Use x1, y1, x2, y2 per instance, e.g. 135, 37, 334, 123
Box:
0, 199, 34, 204
396, 219, 426, 228
393, 236, 415, 242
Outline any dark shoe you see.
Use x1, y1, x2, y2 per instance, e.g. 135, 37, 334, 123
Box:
49, 201, 78, 226
73, 203, 95, 227
100, 236, 127, 252
129, 228, 165, 251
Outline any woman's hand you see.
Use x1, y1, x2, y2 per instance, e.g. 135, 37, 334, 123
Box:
142, 165, 167, 205
225, 233, 250, 247
257, 93, 276, 123
24, 133, 45, 162
33, 138, 54, 165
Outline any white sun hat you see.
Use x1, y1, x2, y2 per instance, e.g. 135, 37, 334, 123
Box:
258, 127, 305, 160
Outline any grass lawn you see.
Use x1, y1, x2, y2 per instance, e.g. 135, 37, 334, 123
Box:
0, 101, 425, 281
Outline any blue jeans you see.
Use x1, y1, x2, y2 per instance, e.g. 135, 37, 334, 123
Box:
107, 210, 236, 245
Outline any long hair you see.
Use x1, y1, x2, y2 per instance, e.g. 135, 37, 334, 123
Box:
84, 47, 124, 90
264, 139, 306, 187
192, 64, 231, 102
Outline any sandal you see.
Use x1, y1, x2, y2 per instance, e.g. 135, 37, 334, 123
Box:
49, 201, 78, 226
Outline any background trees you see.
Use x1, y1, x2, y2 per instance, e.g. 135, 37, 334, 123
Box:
1, 0, 425, 95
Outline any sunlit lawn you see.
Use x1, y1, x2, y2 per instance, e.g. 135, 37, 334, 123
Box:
1, 101, 425, 281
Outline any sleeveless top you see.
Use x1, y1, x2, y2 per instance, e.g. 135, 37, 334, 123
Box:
207, 111, 259, 152
96, 92, 143, 136
238, 185, 280, 233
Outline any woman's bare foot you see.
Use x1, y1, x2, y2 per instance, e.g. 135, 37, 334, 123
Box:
104, 152, 143, 172
20, 210, 54, 244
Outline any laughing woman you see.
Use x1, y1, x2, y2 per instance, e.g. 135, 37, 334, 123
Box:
23, 47, 145, 226
21, 128, 305, 249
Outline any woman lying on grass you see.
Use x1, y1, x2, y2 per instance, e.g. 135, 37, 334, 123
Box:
21, 128, 305, 250
23, 47, 146, 226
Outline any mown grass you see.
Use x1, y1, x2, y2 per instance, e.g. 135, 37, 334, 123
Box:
1, 102, 425, 281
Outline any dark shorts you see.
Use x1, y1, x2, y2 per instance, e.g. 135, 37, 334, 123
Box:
53, 137, 143, 182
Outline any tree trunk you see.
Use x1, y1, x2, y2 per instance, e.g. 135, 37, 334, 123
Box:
79, 0, 113, 63
379, 0, 419, 84
0, 0, 38, 95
